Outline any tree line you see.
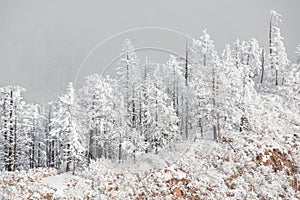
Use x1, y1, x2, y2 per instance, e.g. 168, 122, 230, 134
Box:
0, 11, 299, 174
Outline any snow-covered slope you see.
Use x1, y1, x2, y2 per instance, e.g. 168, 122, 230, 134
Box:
1, 128, 299, 199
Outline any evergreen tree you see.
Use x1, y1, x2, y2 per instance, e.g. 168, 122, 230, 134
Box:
117, 39, 139, 129
149, 65, 180, 153
0, 86, 25, 171
296, 45, 300, 64
21, 103, 46, 169
50, 82, 85, 174
269, 10, 290, 86
190, 30, 223, 140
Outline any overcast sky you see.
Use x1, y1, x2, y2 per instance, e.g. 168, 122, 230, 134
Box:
0, 0, 299, 103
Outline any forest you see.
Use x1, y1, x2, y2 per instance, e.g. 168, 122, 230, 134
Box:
0, 10, 299, 199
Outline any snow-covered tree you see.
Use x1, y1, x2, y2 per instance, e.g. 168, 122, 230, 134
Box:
221, 44, 244, 130
229, 38, 261, 132
79, 74, 115, 160
44, 104, 54, 167
50, 82, 85, 174
161, 56, 186, 136
0, 86, 25, 171
268, 10, 290, 86
248, 38, 263, 82
20, 103, 46, 169
189, 30, 224, 140
295, 45, 300, 64
117, 39, 139, 129
78, 74, 133, 163
148, 66, 180, 153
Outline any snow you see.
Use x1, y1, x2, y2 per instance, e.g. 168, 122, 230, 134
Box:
41, 173, 72, 197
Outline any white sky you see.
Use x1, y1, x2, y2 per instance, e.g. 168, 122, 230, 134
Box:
0, 0, 299, 103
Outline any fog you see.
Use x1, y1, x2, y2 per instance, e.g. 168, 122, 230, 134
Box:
0, 0, 299, 103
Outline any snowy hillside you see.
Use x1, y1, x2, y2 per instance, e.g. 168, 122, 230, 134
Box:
1, 127, 299, 199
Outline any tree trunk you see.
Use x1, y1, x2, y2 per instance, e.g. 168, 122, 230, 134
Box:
269, 15, 273, 69
212, 68, 217, 141
8, 90, 14, 171
185, 40, 189, 139
32, 124, 35, 168
275, 69, 278, 85
13, 114, 17, 171
185, 39, 188, 86
260, 49, 265, 84
72, 155, 76, 175
118, 136, 122, 163
185, 103, 188, 139
3, 96, 8, 171
132, 87, 136, 128
46, 105, 52, 167
213, 125, 217, 141
66, 143, 71, 172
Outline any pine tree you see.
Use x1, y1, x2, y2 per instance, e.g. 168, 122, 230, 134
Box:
48, 101, 62, 169
44, 104, 53, 167
269, 10, 290, 86
149, 66, 179, 153
21, 103, 46, 169
79, 74, 130, 162
221, 44, 243, 130
296, 45, 300, 64
0, 86, 25, 171
50, 83, 85, 174
190, 30, 223, 140
134, 58, 152, 152
231, 39, 259, 132
162, 56, 185, 135
117, 39, 139, 129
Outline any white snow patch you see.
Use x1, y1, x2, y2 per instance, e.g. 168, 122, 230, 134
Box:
41, 173, 72, 197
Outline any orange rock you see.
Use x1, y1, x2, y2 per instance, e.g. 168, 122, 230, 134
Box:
291, 177, 300, 191
166, 178, 190, 185
188, 187, 197, 194
257, 149, 296, 175
42, 193, 53, 200
173, 187, 182, 198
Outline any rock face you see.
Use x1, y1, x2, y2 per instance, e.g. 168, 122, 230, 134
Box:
172, 187, 182, 198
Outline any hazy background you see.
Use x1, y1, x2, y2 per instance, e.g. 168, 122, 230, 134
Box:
0, 0, 299, 104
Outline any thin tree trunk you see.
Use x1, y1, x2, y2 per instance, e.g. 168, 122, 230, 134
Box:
260, 49, 265, 84
213, 125, 217, 141
275, 69, 278, 85
185, 39, 188, 86
235, 42, 239, 67
8, 90, 14, 171
185, 39, 189, 139
212, 68, 217, 140
269, 15, 273, 57
66, 143, 71, 172
13, 112, 17, 171
185, 103, 188, 139
3, 96, 8, 171
118, 134, 122, 163
32, 122, 36, 168
132, 87, 136, 128
72, 155, 76, 175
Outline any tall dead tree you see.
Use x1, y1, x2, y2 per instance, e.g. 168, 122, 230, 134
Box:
184, 39, 189, 139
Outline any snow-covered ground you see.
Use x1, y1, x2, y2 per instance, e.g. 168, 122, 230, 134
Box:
41, 173, 72, 198
0, 128, 299, 199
